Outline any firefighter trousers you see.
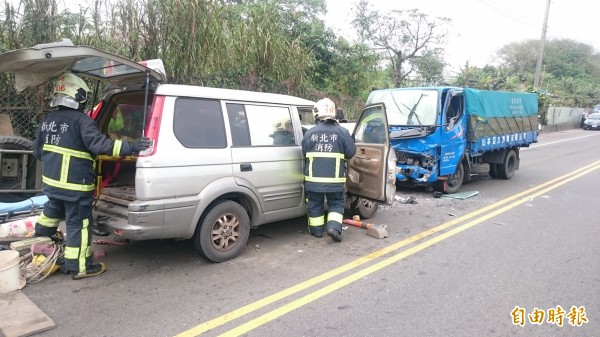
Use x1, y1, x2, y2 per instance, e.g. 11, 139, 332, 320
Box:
35, 196, 94, 274
307, 191, 344, 236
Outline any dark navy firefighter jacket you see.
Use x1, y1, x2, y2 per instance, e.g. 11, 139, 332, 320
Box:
302, 120, 356, 193
33, 107, 134, 202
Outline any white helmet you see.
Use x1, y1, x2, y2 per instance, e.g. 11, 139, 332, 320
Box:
313, 98, 336, 121
50, 73, 91, 110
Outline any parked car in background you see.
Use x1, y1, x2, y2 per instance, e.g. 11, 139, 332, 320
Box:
583, 113, 600, 130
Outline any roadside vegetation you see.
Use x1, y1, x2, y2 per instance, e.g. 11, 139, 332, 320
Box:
1, 0, 599, 120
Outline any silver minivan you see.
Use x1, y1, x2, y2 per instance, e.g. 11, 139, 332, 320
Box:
0, 40, 397, 262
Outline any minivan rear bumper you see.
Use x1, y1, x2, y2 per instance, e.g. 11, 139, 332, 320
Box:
97, 209, 165, 240
98, 197, 198, 240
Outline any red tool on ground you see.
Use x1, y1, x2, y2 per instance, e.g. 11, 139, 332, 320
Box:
342, 219, 389, 239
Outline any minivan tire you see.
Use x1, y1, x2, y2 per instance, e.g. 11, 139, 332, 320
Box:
350, 197, 378, 219
193, 200, 250, 263
0, 136, 38, 203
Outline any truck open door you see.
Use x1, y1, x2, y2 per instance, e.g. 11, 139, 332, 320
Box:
346, 104, 397, 205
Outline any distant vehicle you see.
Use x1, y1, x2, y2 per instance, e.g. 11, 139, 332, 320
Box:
583, 113, 600, 130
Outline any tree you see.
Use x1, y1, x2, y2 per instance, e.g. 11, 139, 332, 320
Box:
494, 38, 600, 107
328, 38, 381, 97
411, 50, 446, 86
352, 0, 450, 87
497, 40, 538, 75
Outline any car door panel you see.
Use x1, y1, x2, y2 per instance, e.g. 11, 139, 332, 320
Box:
346, 104, 397, 205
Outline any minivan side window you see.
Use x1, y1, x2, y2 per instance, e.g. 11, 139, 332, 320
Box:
243, 105, 296, 146
226, 103, 251, 147
174, 98, 226, 148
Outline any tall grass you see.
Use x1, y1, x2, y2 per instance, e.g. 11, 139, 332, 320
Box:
1, 0, 316, 95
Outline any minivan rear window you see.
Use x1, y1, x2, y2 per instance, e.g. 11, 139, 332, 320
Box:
174, 98, 226, 148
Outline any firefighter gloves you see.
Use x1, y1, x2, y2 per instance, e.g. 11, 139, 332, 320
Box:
130, 137, 152, 153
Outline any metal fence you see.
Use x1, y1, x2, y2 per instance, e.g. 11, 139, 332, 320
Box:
0, 77, 52, 140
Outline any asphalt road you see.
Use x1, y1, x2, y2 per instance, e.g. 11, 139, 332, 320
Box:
19, 129, 600, 337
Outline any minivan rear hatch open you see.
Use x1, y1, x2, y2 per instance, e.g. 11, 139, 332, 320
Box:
0, 38, 165, 206
0, 38, 165, 92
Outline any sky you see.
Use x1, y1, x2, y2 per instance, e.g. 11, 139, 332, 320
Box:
324, 0, 600, 74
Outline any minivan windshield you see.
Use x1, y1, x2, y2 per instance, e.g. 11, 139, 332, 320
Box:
366, 89, 438, 126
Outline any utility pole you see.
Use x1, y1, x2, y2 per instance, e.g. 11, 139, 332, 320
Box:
534, 0, 551, 89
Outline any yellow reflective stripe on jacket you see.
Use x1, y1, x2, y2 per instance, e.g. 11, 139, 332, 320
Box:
60, 154, 70, 182
43, 144, 93, 161
306, 152, 346, 160
42, 176, 95, 191
42, 144, 96, 192
37, 212, 60, 228
305, 176, 346, 183
112, 140, 123, 157
305, 152, 346, 183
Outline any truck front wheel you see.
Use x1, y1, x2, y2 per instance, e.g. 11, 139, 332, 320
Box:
193, 200, 250, 263
445, 162, 464, 194
498, 150, 517, 180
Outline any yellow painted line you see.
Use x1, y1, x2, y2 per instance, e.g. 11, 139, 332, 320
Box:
175, 160, 600, 337
219, 161, 600, 337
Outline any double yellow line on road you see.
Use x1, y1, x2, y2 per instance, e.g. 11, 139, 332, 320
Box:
176, 160, 600, 337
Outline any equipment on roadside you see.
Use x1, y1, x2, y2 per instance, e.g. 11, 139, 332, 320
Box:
342, 219, 389, 239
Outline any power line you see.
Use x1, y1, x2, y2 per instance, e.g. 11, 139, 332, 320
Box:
478, 0, 541, 30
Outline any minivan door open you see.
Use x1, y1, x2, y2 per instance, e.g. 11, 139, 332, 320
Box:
346, 104, 397, 205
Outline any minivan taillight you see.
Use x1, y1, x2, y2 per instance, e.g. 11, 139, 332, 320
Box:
139, 95, 165, 157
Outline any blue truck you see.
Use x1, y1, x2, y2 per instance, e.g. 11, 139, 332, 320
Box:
364, 87, 539, 193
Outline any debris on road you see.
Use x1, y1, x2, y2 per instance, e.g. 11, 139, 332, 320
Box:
443, 191, 479, 200
396, 195, 417, 204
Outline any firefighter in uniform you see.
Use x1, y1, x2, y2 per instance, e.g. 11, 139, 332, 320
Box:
302, 98, 356, 242
32, 73, 151, 279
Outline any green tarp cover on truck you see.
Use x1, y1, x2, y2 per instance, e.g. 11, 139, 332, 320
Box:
464, 88, 538, 118
465, 88, 539, 147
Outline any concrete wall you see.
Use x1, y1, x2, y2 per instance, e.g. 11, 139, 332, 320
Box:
542, 106, 585, 132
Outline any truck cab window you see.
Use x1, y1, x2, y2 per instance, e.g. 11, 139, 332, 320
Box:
446, 95, 462, 130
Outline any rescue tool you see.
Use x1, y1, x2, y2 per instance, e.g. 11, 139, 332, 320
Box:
342, 219, 389, 239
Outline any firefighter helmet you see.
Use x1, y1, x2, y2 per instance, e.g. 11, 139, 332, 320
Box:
313, 98, 336, 121
273, 119, 292, 131
50, 73, 91, 110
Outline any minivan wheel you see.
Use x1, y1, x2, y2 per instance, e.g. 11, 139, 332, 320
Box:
193, 200, 250, 263
350, 197, 378, 219
0, 136, 37, 202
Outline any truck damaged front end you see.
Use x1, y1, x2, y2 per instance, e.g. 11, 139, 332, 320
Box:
393, 140, 439, 186
366, 87, 449, 188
